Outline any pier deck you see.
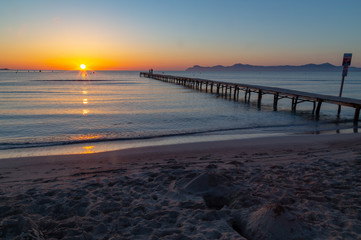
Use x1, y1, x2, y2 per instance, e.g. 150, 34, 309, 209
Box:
140, 72, 361, 124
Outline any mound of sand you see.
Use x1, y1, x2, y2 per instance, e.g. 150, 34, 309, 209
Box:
243, 203, 305, 240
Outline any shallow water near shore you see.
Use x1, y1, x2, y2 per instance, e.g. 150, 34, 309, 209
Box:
1, 70, 360, 158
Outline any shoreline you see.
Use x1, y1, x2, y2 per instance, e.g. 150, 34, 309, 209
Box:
1, 123, 359, 160
1, 133, 360, 182
1, 133, 361, 239
0, 131, 287, 160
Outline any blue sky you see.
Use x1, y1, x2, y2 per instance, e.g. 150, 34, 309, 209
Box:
1, 0, 361, 70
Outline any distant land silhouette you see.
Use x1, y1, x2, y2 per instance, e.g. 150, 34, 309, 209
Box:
0, 68, 9, 70
186, 63, 361, 72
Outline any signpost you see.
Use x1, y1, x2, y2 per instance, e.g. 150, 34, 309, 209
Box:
337, 53, 352, 117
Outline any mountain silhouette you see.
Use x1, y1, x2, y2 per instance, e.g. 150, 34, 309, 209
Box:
186, 63, 361, 72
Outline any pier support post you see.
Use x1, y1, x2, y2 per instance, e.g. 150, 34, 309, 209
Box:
245, 89, 251, 103
273, 93, 279, 111
292, 96, 299, 112
258, 90, 262, 106
315, 100, 323, 120
354, 106, 360, 125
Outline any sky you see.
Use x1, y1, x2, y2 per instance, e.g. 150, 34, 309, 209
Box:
1, 0, 361, 70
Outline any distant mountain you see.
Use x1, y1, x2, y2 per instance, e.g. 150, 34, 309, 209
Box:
186, 63, 361, 72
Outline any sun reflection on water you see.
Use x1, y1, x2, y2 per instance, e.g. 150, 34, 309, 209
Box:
77, 135, 100, 140
77, 68, 90, 81
82, 86, 89, 115
82, 145, 95, 154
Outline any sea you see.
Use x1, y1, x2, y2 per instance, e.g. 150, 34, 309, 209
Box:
1, 70, 360, 159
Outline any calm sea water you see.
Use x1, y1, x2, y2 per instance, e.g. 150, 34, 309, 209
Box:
1, 70, 360, 158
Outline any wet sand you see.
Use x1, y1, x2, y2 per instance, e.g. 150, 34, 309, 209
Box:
1, 133, 361, 239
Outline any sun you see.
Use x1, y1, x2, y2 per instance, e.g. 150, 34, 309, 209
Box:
80, 64, 86, 70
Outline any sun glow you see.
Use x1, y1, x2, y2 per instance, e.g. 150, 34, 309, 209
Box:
80, 64, 86, 70
82, 145, 95, 154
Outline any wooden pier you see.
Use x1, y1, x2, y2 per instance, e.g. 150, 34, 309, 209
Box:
140, 72, 361, 124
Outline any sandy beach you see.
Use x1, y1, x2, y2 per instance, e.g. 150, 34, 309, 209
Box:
1, 133, 361, 239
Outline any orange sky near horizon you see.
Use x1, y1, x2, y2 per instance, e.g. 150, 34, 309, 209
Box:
2, 40, 350, 71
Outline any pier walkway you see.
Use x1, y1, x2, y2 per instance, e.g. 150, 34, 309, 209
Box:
140, 72, 361, 124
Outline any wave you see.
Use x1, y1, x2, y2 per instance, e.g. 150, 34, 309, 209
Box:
0, 124, 314, 151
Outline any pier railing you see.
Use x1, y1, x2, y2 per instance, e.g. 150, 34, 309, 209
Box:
140, 72, 361, 124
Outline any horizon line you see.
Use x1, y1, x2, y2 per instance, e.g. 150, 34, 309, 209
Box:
2, 61, 361, 71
